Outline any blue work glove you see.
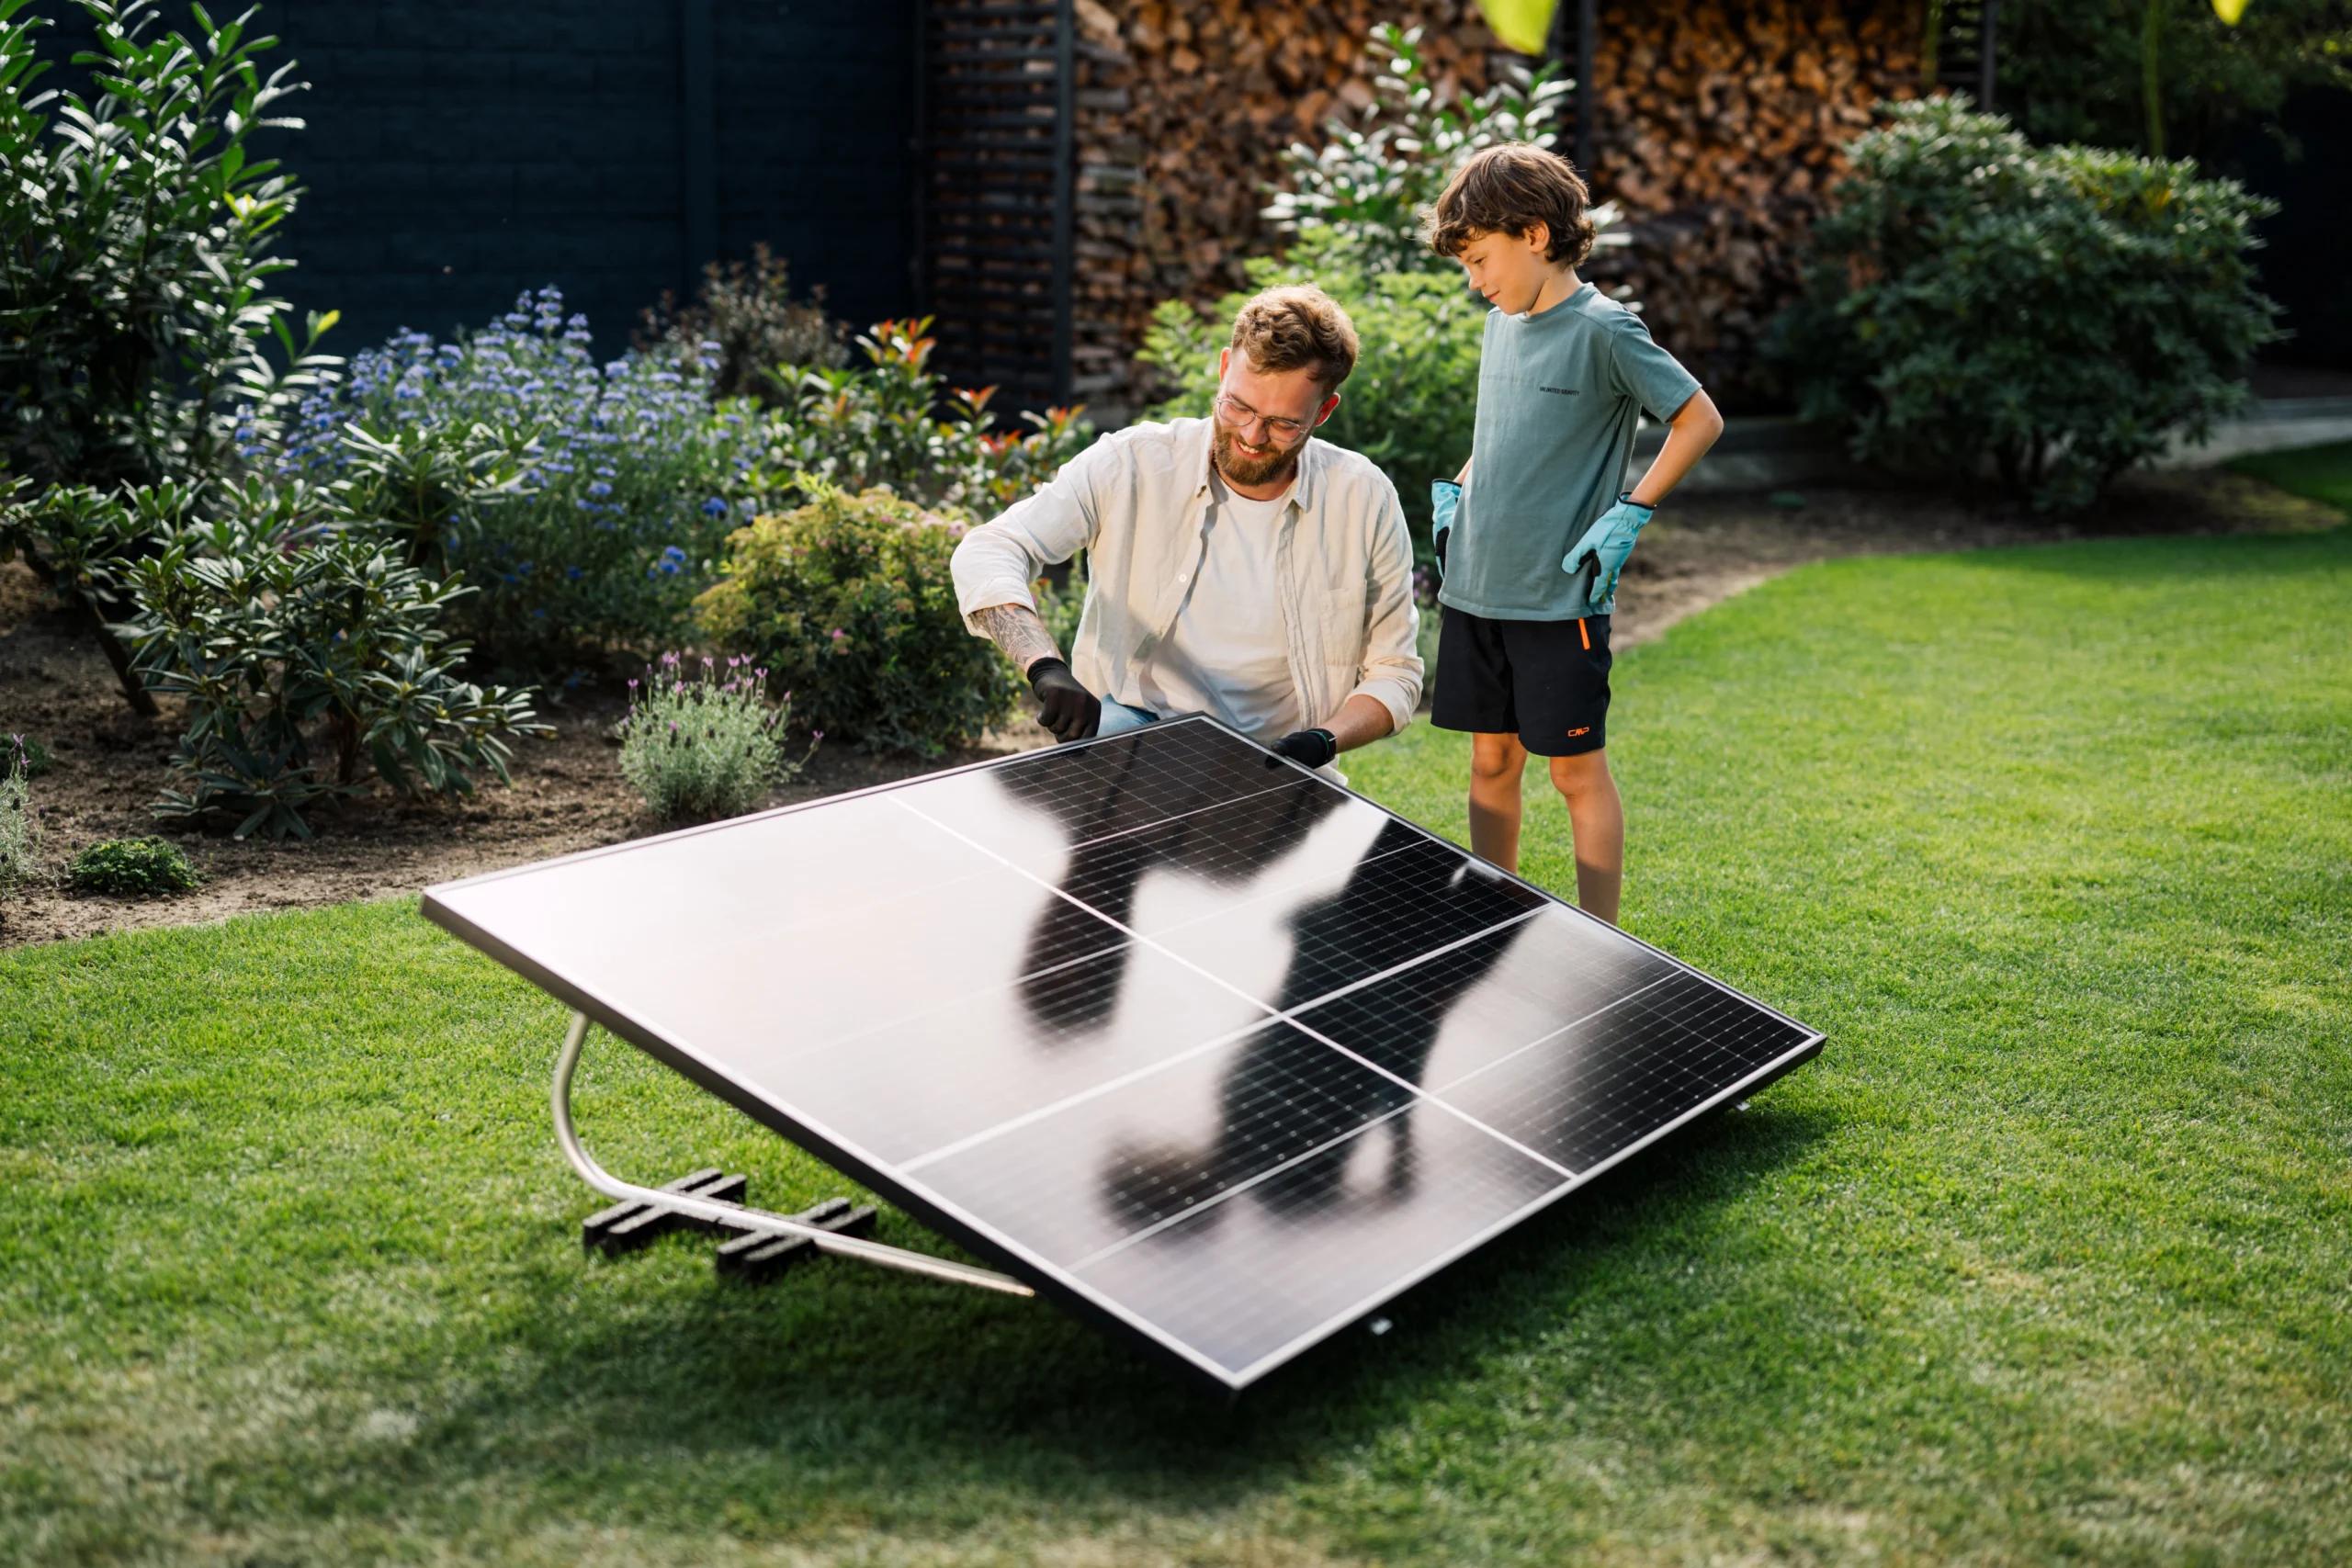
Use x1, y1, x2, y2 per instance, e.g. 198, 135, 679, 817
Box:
1430, 479, 1461, 579
1562, 492, 1656, 609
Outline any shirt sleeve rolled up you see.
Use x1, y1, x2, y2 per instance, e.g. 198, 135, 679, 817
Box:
951, 440, 1104, 636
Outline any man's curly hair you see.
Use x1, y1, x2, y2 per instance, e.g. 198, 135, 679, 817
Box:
1229, 284, 1360, 390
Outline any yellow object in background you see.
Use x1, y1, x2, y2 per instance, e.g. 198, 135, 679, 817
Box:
2211, 0, 2249, 22
1477, 0, 1558, 54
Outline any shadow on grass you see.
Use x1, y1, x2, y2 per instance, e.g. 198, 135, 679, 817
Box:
391, 1095, 1832, 1512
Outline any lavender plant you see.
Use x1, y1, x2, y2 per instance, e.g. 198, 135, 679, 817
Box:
275, 287, 769, 676
0, 734, 42, 890
616, 652, 806, 823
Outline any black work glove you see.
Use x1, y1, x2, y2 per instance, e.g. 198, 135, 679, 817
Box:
1025, 657, 1101, 743
1264, 728, 1340, 771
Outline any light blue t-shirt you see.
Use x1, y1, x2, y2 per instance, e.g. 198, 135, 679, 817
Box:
1441, 284, 1701, 621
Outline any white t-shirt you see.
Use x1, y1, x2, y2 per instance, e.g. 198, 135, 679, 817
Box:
1135, 476, 1304, 742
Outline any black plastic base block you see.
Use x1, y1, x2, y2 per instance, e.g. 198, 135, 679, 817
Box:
715, 1196, 880, 1285
581, 1168, 751, 1256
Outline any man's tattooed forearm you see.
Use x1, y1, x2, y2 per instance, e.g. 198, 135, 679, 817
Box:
974, 604, 1062, 672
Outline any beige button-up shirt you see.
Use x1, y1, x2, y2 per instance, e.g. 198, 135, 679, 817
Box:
950, 417, 1424, 739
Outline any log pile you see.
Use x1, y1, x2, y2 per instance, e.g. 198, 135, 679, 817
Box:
1580, 1, 1921, 403
1064, 1, 1922, 418
1067, 0, 1511, 413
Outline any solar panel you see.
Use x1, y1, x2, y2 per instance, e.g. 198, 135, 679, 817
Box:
423, 715, 1822, 1393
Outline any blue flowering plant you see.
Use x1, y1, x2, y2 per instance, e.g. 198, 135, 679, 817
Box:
277, 288, 767, 677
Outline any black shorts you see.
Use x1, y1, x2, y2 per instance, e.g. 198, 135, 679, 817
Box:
1430, 605, 1612, 757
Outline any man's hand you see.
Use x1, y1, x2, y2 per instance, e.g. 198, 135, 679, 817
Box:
1430, 479, 1461, 579
1026, 657, 1102, 743
1561, 492, 1656, 609
1264, 728, 1339, 771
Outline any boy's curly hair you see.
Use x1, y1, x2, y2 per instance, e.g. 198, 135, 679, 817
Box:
1229, 284, 1359, 390
1426, 143, 1599, 269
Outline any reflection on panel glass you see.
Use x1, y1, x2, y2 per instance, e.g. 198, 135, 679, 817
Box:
432, 791, 1003, 991
910, 1021, 1565, 1375
1423, 967, 1813, 1174
752, 942, 1271, 1168
910, 718, 1297, 855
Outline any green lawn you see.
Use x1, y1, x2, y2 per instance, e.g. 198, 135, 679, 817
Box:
2233, 438, 2352, 516
6, 517, 2350, 1564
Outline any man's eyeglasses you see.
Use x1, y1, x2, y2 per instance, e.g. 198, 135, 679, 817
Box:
1214, 391, 1315, 446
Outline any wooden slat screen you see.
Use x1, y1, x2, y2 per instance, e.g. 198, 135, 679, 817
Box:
917, 0, 1074, 416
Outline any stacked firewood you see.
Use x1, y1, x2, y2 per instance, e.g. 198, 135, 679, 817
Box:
1581, 1, 1921, 402
1068, 0, 1920, 417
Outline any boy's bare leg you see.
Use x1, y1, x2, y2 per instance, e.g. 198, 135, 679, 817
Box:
1547, 749, 1623, 924
1466, 731, 1529, 874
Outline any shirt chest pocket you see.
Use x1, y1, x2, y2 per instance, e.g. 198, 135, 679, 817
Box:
1299, 568, 1371, 665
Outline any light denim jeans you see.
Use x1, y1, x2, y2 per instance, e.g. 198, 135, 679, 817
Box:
1093, 697, 1160, 738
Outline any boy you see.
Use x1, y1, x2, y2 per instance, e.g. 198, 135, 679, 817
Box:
1426, 143, 1724, 925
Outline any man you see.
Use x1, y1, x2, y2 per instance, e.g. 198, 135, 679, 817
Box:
950, 285, 1422, 774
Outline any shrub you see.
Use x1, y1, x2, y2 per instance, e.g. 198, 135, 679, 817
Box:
66, 836, 200, 897
277, 288, 769, 678
0, 1, 340, 492
0, 735, 40, 889
0, 2, 339, 707
1143, 228, 1485, 559
1263, 23, 1621, 276
617, 652, 805, 822
696, 483, 1017, 756
119, 484, 550, 840
1996, 0, 2351, 163
633, 241, 848, 402
1769, 96, 2281, 512
760, 318, 1092, 517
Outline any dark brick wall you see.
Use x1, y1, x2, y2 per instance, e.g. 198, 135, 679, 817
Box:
28, 1, 918, 362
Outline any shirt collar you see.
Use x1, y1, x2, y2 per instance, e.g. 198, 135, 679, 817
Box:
1183, 416, 1320, 514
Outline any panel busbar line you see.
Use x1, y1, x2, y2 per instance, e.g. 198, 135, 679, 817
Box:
423, 715, 1823, 1393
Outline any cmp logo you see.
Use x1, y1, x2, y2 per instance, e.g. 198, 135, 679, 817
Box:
1539, 385, 1580, 395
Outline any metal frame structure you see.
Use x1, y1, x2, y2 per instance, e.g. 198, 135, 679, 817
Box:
550, 1010, 1034, 1299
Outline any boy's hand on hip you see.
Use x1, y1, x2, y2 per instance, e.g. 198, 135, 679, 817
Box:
1562, 493, 1656, 609
1430, 479, 1461, 578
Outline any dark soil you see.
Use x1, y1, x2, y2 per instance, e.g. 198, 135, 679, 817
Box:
3, 466, 2333, 951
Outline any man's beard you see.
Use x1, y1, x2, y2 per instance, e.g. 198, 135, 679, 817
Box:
1212, 422, 1299, 490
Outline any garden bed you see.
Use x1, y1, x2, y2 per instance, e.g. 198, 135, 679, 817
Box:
2, 465, 2333, 952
